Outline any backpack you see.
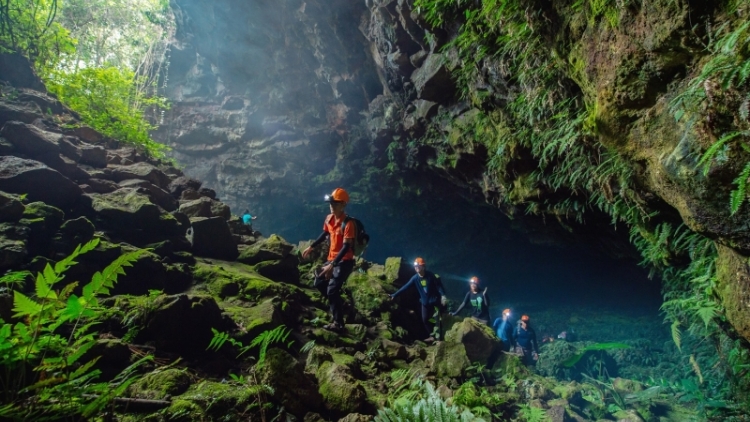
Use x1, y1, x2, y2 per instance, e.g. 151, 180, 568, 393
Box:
342, 216, 370, 257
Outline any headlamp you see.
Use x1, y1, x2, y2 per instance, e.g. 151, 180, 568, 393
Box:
324, 194, 331, 201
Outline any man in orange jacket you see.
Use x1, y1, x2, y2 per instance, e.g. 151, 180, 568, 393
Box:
302, 188, 356, 332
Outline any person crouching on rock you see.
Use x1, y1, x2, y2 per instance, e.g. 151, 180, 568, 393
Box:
450, 276, 490, 324
302, 188, 355, 332
514, 314, 539, 366
388, 257, 448, 343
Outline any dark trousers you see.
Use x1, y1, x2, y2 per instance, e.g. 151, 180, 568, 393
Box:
315, 260, 355, 325
421, 302, 445, 339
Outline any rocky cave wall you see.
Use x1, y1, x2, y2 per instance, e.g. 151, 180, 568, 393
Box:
157, 0, 750, 341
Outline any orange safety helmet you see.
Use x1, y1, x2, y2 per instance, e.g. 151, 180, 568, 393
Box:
521, 314, 530, 322
413, 257, 426, 266
469, 276, 479, 285
503, 308, 511, 316
324, 188, 349, 203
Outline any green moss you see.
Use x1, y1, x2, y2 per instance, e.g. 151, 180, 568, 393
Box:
316, 361, 366, 414
331, 352, 356, 367
129, 368, 191, 400
346, 271, 390, 318
193, 260, 302, 301
221, 299, 283, 341
171, 380, 255, 416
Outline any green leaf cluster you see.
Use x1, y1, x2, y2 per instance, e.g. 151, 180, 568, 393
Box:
375, 381, 483, 422
207, 325, 293, 368
45, 66, 169, 158
0, 238, 147, 419
1, 0, 173, 161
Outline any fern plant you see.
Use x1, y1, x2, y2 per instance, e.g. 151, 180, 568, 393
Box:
375, 381, 483, 422
517, 403, 550, 422
0, 238, 148, 418
207, 325, 293, 368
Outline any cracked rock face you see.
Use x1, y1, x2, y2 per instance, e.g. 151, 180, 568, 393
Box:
155, 0, 654, 301
157, 0, 381, 207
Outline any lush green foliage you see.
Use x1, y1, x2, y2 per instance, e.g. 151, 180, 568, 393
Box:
45, 66, 169, 157
409, 0, 750, 407
561, 343, 631, 368
0, 238, 148, 419
0, 0, 173, 160
670, 12, 750, 214
0, 0, 75, 66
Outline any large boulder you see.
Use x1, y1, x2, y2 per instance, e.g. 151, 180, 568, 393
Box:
0, 223, 28, 269
178, 196, 230, 220
0, 121, 60, 157
187, 216, 238, 260
258, 348, 324, 417
0, 191, 25, 222
82, 188, 185, 241
0, 102, 41, 127
315, 361, 367, 415
237, 234, 295, 265
119, 179, 178, 211
168, 176, 201, 198
253, 257, 300, 285
108, 162, 171, 188
141, 294, 228, 356
424, 340, 471, 378
0, 156, 82, 209
445, 317, 500, 364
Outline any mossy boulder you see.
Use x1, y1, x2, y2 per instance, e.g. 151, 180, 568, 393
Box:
82, 188, 185, 242
425, 341, 470, 379
168, 380, 255, 417
258, 348, 323, 416
237, 234, 295, 265
129, 368, 192, 400
366, 257, 409, 285
305, 346, 334, 374
444, 317, 500, 364
253, 256, 300, 285
0, 191, 24, 222
345, 271, 391, 319
315, 361, 367, 415
193, 260, 305, 302
716, 245, 750, 343
221, 299, 284, 342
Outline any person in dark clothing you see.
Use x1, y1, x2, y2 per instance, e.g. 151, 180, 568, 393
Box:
450, 276, 490, 324
514, 314, 539, 366
492, 308, 515, 352
301, 188, 356, 332
389, 257, 448, 342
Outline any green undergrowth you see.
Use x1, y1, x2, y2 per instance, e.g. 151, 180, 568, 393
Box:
0, 238, 151, 419
409, 0, 750, 412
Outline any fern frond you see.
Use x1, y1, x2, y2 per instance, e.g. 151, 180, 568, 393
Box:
696, 305, 718, 328
689, 354, 704, 384
207, 328, 230, 352
730, 160, 750, 214
670, 320, 682, 352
